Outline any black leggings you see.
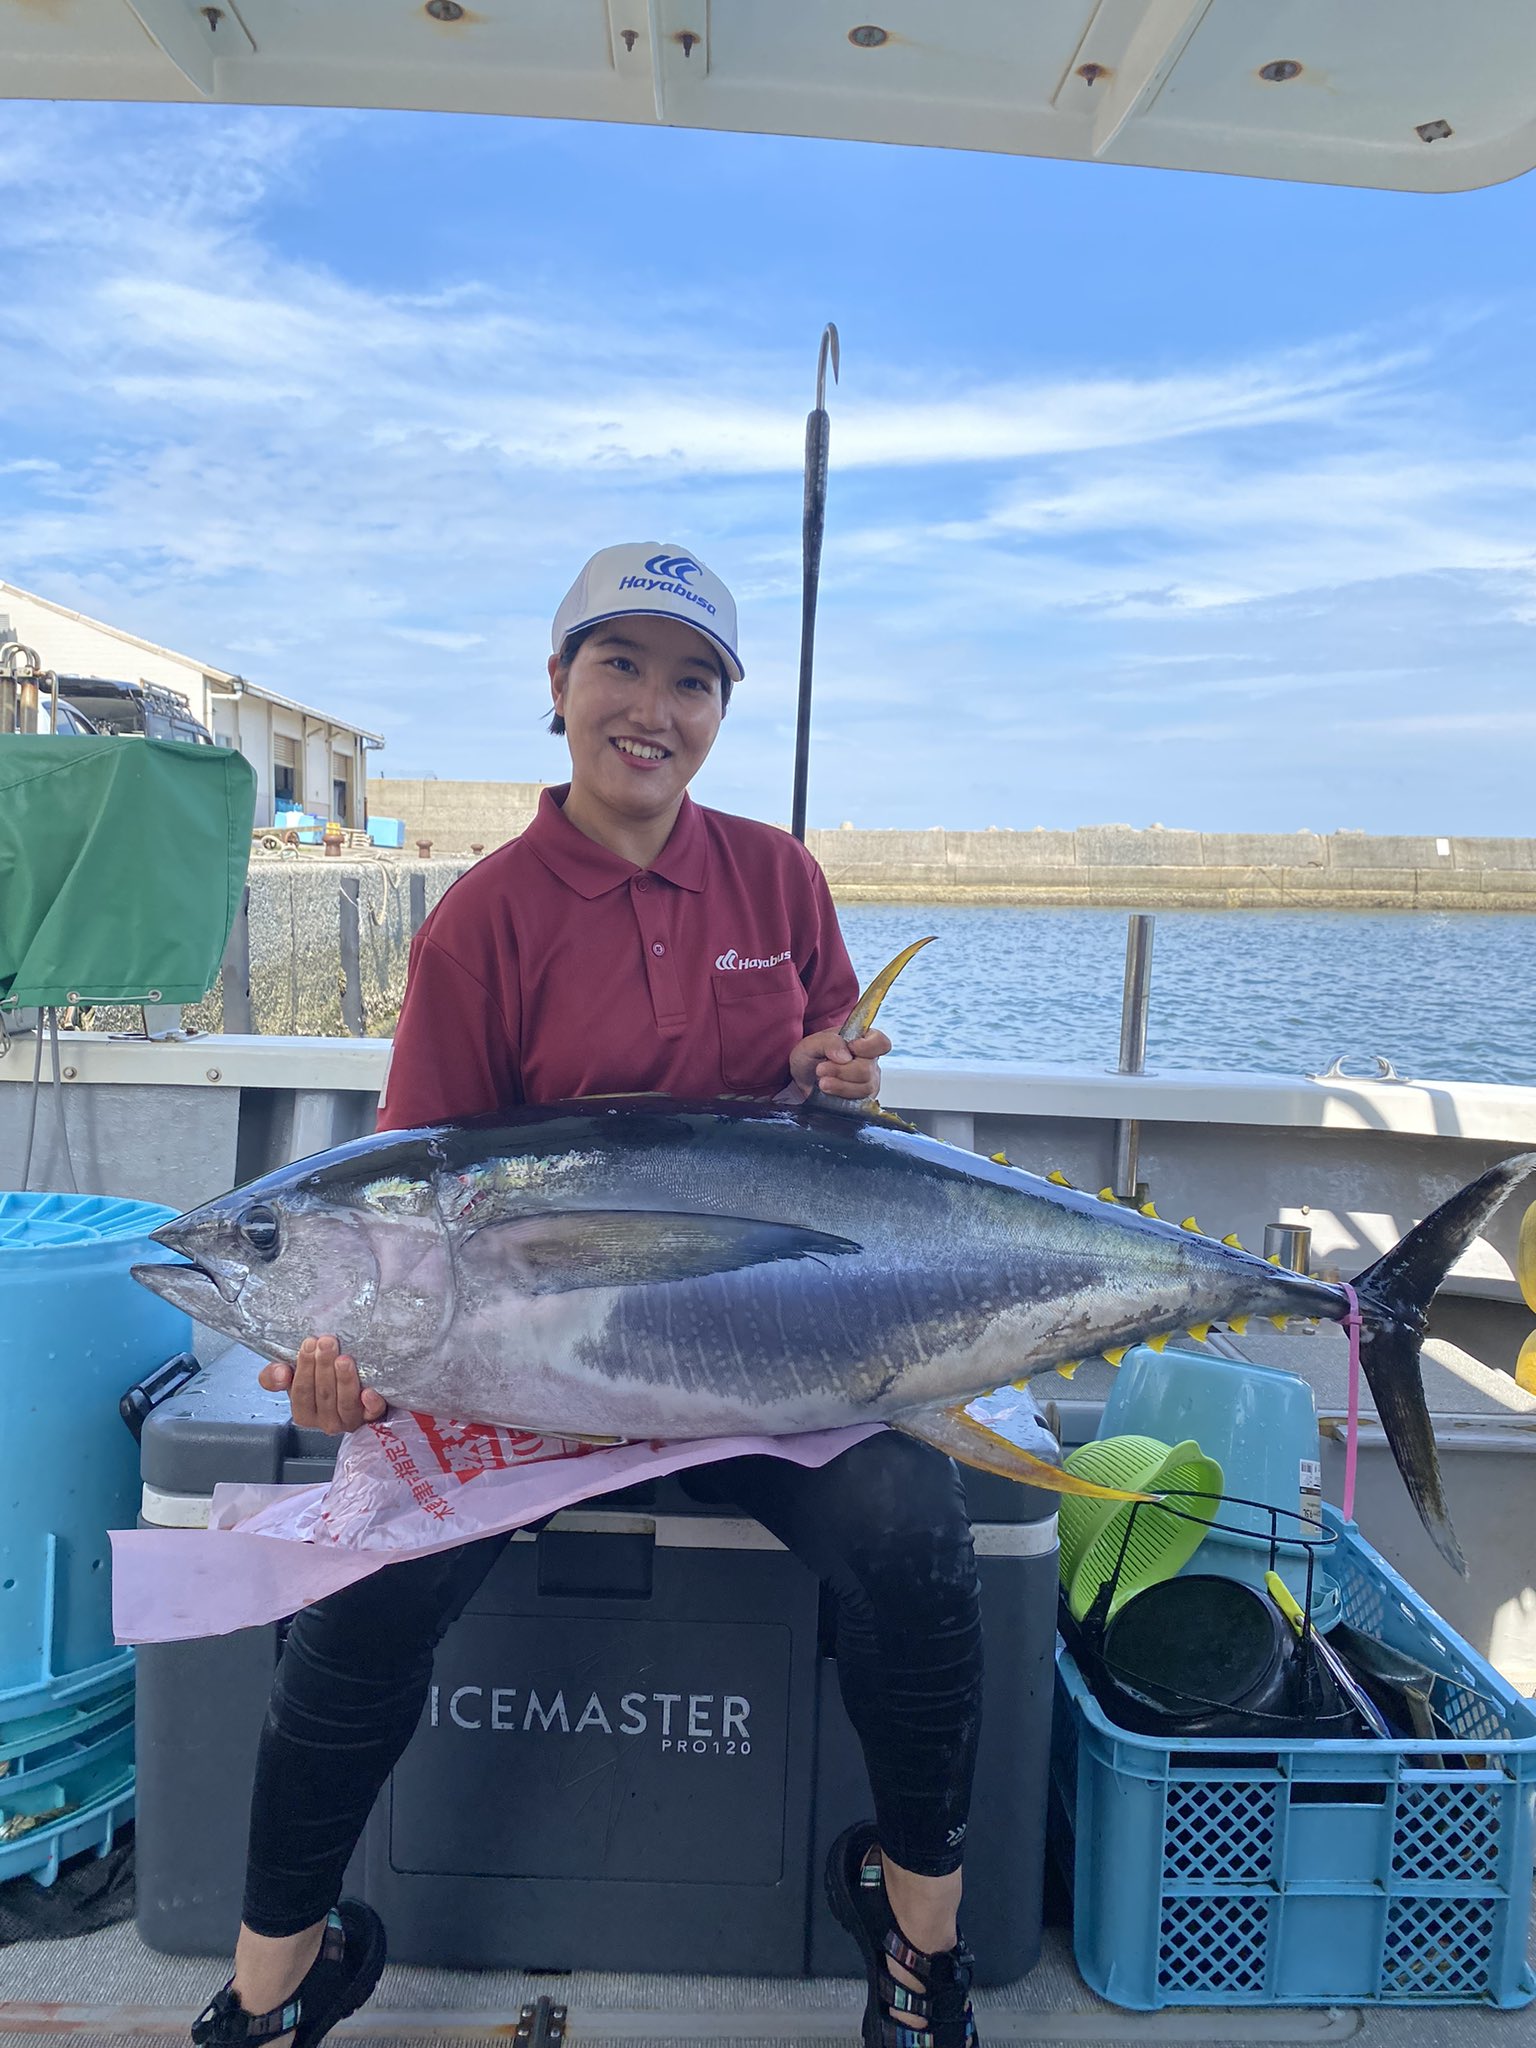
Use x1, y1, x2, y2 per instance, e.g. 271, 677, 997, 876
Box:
242, 1431, 983, 1936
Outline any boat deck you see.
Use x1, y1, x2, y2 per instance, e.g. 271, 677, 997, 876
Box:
3, 1316, 1533, 2045
3, 1914, 1533, 2048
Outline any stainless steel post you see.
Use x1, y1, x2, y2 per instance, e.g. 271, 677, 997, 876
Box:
1264, 1223, 1312, 1274
1112, 913, 1155, 1199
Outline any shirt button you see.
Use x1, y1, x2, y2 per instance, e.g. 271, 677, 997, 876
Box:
651, 942, 666, 957
635, 876, 650, 892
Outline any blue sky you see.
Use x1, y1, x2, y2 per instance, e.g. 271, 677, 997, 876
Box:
1, 101, 1533, 833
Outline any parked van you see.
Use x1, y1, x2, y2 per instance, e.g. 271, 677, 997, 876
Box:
54, 676, 213, 745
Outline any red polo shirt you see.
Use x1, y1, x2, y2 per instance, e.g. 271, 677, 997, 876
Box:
378, 786, 859, 1130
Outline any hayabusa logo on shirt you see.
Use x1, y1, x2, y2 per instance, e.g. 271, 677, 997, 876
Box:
644, 553, 701, 583
715, 948, 792, 972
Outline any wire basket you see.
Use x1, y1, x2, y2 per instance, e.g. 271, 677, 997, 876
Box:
1060, 1490, 1359, 1738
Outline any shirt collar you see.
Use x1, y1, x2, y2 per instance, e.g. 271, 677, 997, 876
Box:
524, 785, 707, 898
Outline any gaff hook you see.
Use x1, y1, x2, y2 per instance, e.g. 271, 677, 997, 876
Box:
791, 322, 840, 843
816, 322, 840, 412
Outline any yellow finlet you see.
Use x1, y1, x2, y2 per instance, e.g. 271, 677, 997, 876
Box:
1180, 1216, 1200, 1232
1187, 1323, 1212, 1343
1270, 1314, 1290, 1330
1102, 1345, 1128, 1366
1145, 1332, 1170, 1352
1515, 1329, 1536, 1396
1222, 1233, 1245, 1249
1266, 1251, 1284, 1266
1227, 1314, 1249, 1335
991, 1151, 1010, 1165
1054, 1359, 1081, 1380
1139, 1201, 1160, 1219
1046, 1169, 1072, 1186
1098, 1188, 1118, 1203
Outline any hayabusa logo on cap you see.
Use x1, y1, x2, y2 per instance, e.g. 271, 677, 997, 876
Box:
644, 553, 701, 583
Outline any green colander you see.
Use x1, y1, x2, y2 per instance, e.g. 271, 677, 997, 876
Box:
1057, 1435, 1224, 1623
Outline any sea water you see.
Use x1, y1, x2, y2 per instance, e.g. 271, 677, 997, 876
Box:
837, 905, 1536, 1086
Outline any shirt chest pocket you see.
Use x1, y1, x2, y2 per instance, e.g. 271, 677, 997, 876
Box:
712, 961, 806, 1095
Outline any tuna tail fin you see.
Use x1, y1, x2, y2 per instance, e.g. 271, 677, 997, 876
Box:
1353, 1149, 1536, 1576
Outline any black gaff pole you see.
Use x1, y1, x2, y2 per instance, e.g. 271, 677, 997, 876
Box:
790, 323, 839, 843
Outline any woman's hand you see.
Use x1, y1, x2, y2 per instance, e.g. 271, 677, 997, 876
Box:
789, 1028, 891, 1102
258, 1334, 389, 1435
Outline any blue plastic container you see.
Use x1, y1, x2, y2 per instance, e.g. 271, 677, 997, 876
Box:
1051, 1509, 1536, 2009
1103, 1344, 1339, 1627
0, 1738, 135, 1887
0, 1192, 190, 1705
368, 815, 405, 849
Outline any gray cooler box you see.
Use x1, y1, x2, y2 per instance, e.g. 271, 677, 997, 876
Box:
135, 1347, 1057, 1980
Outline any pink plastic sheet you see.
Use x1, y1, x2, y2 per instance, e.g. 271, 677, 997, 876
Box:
111, 1410, 880, 1644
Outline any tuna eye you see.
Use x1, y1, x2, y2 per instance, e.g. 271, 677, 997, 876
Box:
239, 1205, 280, 1258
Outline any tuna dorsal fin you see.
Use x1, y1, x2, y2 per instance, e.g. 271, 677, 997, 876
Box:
840, 935, 937, 1043
890, 1400, 1158, 1502
457, 1211, 861, 1296
805, 936, 935, 1117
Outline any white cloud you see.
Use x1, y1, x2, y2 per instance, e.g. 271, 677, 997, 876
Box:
390, 626, 488, 652
0, 105, 1533, 832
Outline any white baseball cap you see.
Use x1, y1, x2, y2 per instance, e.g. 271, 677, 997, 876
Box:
552, 543, 743, 682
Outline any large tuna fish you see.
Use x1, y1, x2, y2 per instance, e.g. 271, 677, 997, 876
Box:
135, 1086, 1534, 1575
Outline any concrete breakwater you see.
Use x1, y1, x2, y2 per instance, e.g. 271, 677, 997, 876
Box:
367, 778, 544, 856
804, 826, 1536, 911
367, 779, 1536, 911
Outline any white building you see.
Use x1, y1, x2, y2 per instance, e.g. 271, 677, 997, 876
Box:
0, 580, 383, 829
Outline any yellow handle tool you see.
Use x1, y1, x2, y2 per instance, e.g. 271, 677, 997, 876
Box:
1265, 1571, 1307, 1632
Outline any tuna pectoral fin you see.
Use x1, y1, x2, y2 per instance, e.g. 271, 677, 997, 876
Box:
1353, 1148, 1536, 1576
891, 1400, 1157, 1504
457, 1210, 861, 1296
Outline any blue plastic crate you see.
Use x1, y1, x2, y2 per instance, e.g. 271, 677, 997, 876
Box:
0, 1718, 135, 1887
0, 1774, 135, 1888
1051, 1508, 1536, 2009
0, 1680, 134, 1785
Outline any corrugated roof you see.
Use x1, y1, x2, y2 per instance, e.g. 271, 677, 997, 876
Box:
0, 580, 383, 744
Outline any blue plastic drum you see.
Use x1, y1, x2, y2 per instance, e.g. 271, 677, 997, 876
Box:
0, 1192, 190, 1706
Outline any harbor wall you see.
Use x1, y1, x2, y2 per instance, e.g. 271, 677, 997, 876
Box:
367, 777, 544, 854
365, 782, 1536, 908
804, 826, 1536, 910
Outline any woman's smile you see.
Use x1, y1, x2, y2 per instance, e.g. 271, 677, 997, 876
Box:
609, 734, 673, 766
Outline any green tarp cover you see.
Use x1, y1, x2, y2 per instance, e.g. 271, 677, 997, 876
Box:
0, 736, 255, 1009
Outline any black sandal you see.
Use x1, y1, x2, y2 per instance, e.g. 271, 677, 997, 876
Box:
191, 1900, 387, 2048
825, 1822, 978, 2048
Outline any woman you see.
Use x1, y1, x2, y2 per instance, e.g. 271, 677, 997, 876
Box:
192, 544, 983, 2048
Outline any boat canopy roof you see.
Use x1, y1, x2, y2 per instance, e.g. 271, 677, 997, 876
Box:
4, 1, 1533, 195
